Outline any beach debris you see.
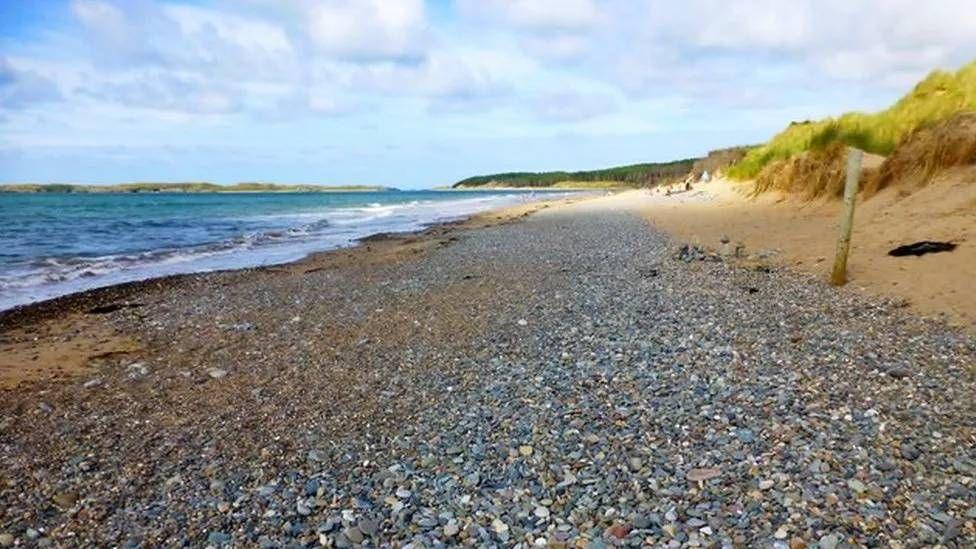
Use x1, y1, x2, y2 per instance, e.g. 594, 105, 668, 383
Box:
887, 241, 957, 257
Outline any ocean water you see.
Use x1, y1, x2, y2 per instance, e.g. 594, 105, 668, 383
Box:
0, 190, 577, 311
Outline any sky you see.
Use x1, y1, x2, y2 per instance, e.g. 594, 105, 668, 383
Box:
1, 1, 975, 188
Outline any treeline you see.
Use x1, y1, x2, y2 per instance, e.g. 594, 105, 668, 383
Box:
453, 159, 698, 188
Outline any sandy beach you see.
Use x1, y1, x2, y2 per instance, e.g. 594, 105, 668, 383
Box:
1, 193, 973, 547
640, 174, 976, 330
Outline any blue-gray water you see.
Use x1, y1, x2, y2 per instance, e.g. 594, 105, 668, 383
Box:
0, 190, 576, 310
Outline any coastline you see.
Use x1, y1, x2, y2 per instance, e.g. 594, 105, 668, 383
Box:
0, 192, 591, 388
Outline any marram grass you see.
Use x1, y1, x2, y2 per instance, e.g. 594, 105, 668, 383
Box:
728, 60, 976, 180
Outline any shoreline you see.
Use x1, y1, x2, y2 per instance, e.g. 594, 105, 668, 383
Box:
0, 190, 592, 321
0, 193, 593, 388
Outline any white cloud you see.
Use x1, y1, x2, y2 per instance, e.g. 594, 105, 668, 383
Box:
458, 0, 601, 32
305, 0, 428, 63
0, 57, 63, 110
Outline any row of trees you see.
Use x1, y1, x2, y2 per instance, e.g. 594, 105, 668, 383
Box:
453, 159, 698, 188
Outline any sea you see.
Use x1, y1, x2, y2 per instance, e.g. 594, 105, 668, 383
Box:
0, 190, 577, 311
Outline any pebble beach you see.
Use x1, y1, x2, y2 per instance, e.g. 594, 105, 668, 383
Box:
1, 192, 974, 547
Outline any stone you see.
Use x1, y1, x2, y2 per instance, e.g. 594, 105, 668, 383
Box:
900, 443, 921, 461
53, 491, 79, 508
736, 428, 755, 443
534, 506, 550, 519
443, 522, 460, 537
847, 479, 866, 494
519, 445, 534, 457
686, 468, 721, 482
207, 368, 228, 379
358, 519, 378, 537
758, 479, 775, 490
607, 523, 632, 539
818, 534, 840, 549
0, 534, 13, 547
127, 362, 150, 378
345, 526, 364, 544
886, 366, 911, 379
773, 526, 788, 539
207, 532, 231, 546
83, 378, 102, 389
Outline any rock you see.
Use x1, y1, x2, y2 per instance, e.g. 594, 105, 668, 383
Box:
886, 367, 911, 379
127, 362, 150, 378
344, 526, 364, 544
491, 518, 509, 534
358, 519, 378, 537
758, 479, 775, 490
53, 491, 79, 508
443, 522, 459, 537
899, 442, 921, 461
517, 319, 528, 326
607, 523, 632, 539
940, 519, 961, 544
686, 468, 721, 482
519, 445, 534, 457
83, 378, 102, 389
463, 472, 480, 487
774, 526, 788, 539
818, 534, 841, 549
534, 506, 550, 519
0, 533, 13, 547
735, 428, 755, 443
207, 531, 231, 546
789, 537, 806, 549
207, 368, 228, 379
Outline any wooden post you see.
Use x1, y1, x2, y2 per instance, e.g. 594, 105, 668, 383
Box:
830, 148, 863, 286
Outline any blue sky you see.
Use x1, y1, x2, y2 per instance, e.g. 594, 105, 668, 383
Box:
1, 0, 975, 188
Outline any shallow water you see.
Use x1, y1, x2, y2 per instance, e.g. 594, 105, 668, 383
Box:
0, 190, 574, 310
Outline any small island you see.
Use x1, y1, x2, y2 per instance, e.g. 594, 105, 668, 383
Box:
0, 182, 397, 193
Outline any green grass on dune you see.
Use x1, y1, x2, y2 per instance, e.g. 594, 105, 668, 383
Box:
728, 60, 976, 180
